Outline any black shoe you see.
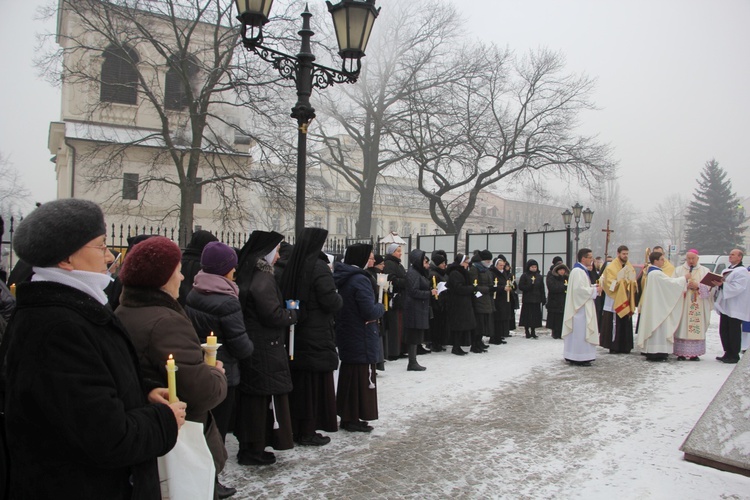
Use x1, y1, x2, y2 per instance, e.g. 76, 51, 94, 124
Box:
407, 361, 426, 371
416, 345, 431, 355
341, 421, 374, 433
720, 357, 739, 364
451, 346, 467, 356
432, 345, 446, 352
530, 335, 538, 339
469, 346, 485, 353
689, 356, 701, 361
716, 355, 727, 362
216, 481, 237, 499
677, 356, 687, 361
296, 433, 331, 446
237, 450, 276, 466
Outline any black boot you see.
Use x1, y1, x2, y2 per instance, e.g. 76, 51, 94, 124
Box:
451, 345, 467, 356
530, 329, 538, 339
407, 344, 426, 371
525, 329, 531, 339
216, 478, 237, 499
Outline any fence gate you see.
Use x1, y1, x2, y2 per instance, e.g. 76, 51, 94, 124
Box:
416, 234, 459, 264
522, 228, 571, 275
466, 230, 518, 271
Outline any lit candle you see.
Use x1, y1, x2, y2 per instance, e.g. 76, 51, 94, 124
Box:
432, 276, 438, 300
207, 332, 217, 346
9, 283, 16, 297
473, 279, 478, 287
384, 290, 389, 311
494, 278, 498, 299
166, 354, 178, 403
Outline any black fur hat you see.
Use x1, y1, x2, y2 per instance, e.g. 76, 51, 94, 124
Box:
13, 199, 107, 267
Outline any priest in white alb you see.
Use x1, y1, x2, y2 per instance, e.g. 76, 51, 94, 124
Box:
636, 251, 689, 361
562, 248, 601, 366
673, 249, 713, 360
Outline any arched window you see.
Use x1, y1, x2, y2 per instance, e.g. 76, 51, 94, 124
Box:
165, 55, 199, 111
100, 44, 139, 105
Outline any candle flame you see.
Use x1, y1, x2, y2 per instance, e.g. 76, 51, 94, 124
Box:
168, 354, 174, 360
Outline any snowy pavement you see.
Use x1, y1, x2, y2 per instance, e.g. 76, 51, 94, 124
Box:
222, 312, 750, 499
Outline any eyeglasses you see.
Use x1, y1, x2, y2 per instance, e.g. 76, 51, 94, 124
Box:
85, 243, 109, 255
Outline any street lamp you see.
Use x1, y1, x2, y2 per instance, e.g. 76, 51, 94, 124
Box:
234, 0, 380, 234
561, 203, 594, 256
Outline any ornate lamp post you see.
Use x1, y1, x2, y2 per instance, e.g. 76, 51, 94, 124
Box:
234, 0, 380, 234
561, 202, 594, 256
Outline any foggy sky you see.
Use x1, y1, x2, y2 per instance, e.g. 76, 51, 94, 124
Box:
1, 0, 748, 215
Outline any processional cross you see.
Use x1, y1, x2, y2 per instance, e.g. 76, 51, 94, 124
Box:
602, 220, 614, 260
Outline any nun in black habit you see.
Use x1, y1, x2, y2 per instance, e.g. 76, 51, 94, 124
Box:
280, 228, 343, 446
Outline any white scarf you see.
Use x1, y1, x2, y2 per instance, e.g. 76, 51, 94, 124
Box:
264, 245, 280, 266
32, 267, 113, 306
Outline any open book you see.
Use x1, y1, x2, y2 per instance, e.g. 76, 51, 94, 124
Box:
699, 272, 723, 286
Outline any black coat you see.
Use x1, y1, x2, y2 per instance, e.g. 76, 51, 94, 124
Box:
490, 267, 513, 321
519, 271, 546, 305
239, 259, 297, 396
545, 270, 568, 313
468, 262, 495, 314
3, 282, 177, 500
290, 259, 343, 372
185, 282, 255, 387
403, 249, 432, 330
333, 262, 385, 364
383, 254, 408, 309
178, 247, 203, 306
446, 263, 477, 332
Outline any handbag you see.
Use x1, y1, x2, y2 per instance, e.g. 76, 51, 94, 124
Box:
158, 421, 216, 500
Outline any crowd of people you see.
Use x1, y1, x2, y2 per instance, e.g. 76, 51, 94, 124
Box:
0, 200, 748, 499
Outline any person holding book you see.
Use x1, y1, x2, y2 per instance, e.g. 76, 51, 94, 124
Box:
714, 249, 750, 364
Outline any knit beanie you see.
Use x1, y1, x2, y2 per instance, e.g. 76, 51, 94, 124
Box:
119, 236, 182, 288
479, 249, 492, 261
13, 199, 107, 267
201, 241, 238, 276
386, 243, 399, 255
373, 254, 385, 266
552, 256, 563, 265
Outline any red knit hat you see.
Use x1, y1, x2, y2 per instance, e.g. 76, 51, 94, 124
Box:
119, 236, 182, 288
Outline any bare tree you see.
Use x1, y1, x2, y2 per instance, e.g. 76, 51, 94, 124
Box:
38, 0, 294, 244
396, 43, 616, 235
310, 0, 464, 237
0, 153, 31, 218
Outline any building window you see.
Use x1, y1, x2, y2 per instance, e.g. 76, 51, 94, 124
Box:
165, 56, 198, 111
122, 173, 138, 200
389, 220, 397, 233
420, 223, 428, 235
101, 44, 139, 105
336, 217, 345, 235
402, 222, 412, 237
193, 178, 202, 204
313, 216, 323, 228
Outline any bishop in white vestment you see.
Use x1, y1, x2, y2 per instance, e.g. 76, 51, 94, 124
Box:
562, 249, 600, 366
636, 252, 688, 361
673, 250, 713, 360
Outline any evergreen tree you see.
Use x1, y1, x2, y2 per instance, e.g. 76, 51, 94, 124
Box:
684, 159, 746, 254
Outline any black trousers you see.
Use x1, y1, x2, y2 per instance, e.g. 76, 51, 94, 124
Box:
719, 313, 742, 361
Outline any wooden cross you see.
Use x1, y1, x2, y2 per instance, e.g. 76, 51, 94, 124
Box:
602, 219, 614, 260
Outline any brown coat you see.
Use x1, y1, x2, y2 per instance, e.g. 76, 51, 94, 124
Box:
116, 287, 228, 472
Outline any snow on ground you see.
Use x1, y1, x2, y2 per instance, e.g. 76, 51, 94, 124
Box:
222, 311, 750, 499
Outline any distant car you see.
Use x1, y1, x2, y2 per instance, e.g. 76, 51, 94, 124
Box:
698, 254, 729, 273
